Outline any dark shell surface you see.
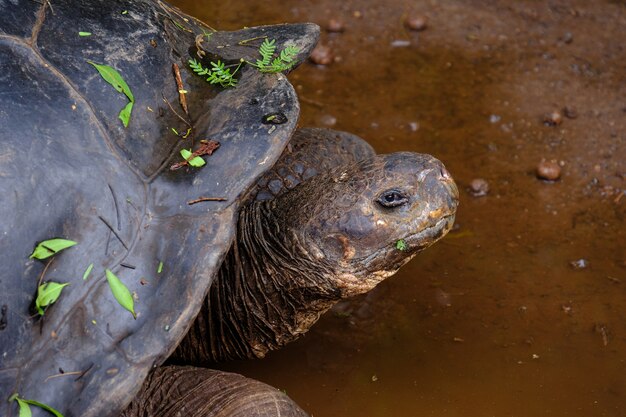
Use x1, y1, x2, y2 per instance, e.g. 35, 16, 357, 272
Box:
0, 1, 318, 416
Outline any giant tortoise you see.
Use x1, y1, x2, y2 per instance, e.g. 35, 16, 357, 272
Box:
0, 0, 458, 416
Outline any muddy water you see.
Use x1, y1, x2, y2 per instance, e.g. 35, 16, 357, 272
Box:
171, 1, 625, 415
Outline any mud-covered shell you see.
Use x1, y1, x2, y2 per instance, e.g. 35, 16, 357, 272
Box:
0, 1, 319, 416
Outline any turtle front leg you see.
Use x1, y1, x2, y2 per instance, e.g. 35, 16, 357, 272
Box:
121, 366, 308, 417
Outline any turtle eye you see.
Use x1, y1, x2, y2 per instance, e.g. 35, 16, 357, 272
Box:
376, 190, 409, 208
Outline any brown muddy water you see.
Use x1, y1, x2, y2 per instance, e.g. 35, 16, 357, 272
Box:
171, 1, 625, 416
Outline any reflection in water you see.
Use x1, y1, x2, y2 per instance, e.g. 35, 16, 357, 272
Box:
171, 0, 625, 415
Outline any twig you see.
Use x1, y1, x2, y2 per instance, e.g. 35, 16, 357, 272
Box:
188, 197, 227, 205
98, 215, 129, 250
238, 35, 267, 46
161, 94, 191, 128
37, 258, 55, 288
75, 363, 94, 381
170, 140, 220, 171
172, 63, 189, 115
45, 371, 82, 382
45, 0, 54, 14
195, 34, 206, 58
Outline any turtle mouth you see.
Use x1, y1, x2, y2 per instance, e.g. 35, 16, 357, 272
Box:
349, 213, 455, 280
403, 213, 455, 251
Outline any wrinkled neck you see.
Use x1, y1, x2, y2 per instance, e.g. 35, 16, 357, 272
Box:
178, 200, 345, 363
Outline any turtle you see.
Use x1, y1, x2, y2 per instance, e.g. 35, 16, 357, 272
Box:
0, 1, 459, 417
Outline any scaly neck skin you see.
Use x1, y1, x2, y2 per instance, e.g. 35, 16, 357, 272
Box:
173, 151, 458, 364
177, 199, 345, 363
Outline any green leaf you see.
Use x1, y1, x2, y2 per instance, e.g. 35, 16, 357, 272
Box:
10, 394, 64, 417
118, 101, 134, 127
78, 31, 92, 37
16, 398, 32, 417
105, 269, 136, 318
157, 261, 163, 274
188, 156, 205, 167
20, 400, 64, 417
87, 62, 134, 102
82, 263, 94, 280
88, 61, 135, 127
30, 239, 77, 260
36, 282, 70, 315
180, 149, 206, 167
395, 239, 408, 251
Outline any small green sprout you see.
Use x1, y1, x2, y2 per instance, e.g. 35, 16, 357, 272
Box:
78, 31, 92, 37
395, 239, 409, 251
157, 261, 164, 274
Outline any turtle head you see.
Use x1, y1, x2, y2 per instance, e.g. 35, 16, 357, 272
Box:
273, 152, 458, 297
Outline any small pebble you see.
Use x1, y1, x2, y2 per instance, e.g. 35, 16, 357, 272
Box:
390, 39, 411, 48
468, 178, 489, 197
408, 121, 420, 132
543, 111, 563, 126
320, 114, 337, 126
489, 114, 501, 123
563, 106, 578, 119
536, 160, 561, 181
309, 44, 334, 65
570, 258, 588, 269
561, 32, 573, 44
326, 18, 345, 33
405, 15, 428, 31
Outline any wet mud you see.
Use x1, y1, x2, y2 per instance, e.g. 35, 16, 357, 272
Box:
172, 1, 625, 415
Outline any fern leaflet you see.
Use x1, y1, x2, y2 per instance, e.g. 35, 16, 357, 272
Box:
188, 58, 241, 88
256, 38, 276, 68
255, 40, 300, 73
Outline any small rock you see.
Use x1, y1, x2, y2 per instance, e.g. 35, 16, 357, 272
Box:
543, 111, 563, 126
536, 160, 561, 181
405, 15, 428, 31
489, 114, 501, 123
309, 44, 334, 65
326, 18, 345, 33
390, 39, 411, 47
570, 258, 588, 269
320, 114, 337, 126
371, 375, 378, 382
408, 121, 420, 132
563, 106, 578, 119
561, 32, 573, 44
468, 178, 489, 197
